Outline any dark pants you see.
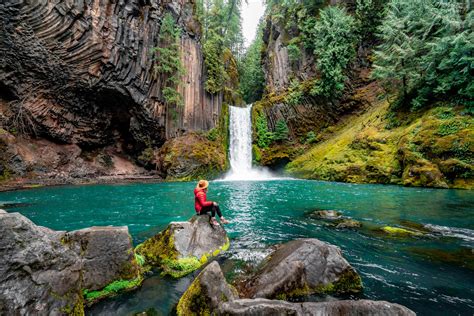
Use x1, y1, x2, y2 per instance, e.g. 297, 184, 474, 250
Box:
199, 204, 222, 218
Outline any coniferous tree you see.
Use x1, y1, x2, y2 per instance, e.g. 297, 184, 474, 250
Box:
274, 119, 289, 142
373, 0, 473, 108
307, 6, 358, 98
154, 13, 184, 111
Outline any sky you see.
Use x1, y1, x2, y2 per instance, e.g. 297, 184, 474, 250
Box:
241, 0, 266, 48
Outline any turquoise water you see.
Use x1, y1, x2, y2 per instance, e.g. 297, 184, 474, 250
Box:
1, 180, 473, 315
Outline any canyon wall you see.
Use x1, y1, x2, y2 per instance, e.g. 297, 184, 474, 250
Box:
0, 0, 221, 147
0, 0, 225, 185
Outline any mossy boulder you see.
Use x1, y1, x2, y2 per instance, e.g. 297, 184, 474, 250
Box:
136, 215, 230, 278
177, 261, 238, 316
0, 212, 144, 314
240, 239, 363, 300
64, 226, 143, 305
156, 132, 228, 181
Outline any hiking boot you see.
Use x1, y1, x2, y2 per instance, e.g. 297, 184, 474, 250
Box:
210, 218, 220, 226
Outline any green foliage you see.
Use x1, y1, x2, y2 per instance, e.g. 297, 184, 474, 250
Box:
274, 119, 289, 141
305, 131, 317, 144
285, 79, 303, 106
287, 38, 302, 62
355, 0, 385, 42
255, 112, 273, 148
198, 0, 244, 94
134, 253, 145, 267
305, 6, 358, 97
373, 0, 473, 109
162, 257, 202, 278
153, 13, 184, 109
239, 21, 265, 103
437, 121, 467, 136
206, 127, 219, 141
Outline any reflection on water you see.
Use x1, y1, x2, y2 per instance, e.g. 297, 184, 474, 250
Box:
1, 180, 473, 315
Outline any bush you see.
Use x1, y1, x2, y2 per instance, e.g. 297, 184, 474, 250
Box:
274, 119, 289, 142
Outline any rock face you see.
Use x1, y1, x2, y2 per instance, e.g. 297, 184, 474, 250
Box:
0, 0, 221, 144
177, 261, 237, 316
0, 0, 228, 184
241, 239, 362, 299
0, 211, 141, 315
136, 215, 230, 277
218, 298, 416, 316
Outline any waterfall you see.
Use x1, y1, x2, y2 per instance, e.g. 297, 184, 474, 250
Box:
223, 104, 274, 181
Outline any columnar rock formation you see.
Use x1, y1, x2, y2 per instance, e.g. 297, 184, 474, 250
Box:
0, 0, 221, 150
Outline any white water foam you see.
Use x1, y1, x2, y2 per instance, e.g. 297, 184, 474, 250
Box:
221, 105, 283, 181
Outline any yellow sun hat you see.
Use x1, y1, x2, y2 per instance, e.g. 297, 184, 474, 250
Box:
196, 179, 209, 189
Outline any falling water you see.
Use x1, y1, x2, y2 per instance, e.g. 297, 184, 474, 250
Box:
223, 105, 274, 180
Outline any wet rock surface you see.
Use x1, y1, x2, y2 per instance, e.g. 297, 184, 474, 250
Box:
177, 261, 237, 316
217, 298, 416, 316
241, 238, 363, 299
136, 215, 230, 277
66, 226, 140, 291
311, 210, 343, 220
0, 211, 141, 314
0, 212, 83, 315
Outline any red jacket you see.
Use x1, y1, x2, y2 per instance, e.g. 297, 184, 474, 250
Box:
194, 188, 213, 213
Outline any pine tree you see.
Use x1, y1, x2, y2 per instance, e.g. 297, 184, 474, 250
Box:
153, 13, 184, 109
307, 6, 358, 98
372, 0, 473, 108
274, 119, 289, 142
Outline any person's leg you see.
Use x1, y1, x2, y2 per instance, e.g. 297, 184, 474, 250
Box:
199, 206, 216, 219
214, 204, 229, 224
213, 204, 222, 218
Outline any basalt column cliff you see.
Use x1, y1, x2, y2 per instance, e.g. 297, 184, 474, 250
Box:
0, 0, 224, 184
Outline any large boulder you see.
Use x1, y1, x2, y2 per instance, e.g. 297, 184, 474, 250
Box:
64, 227, 143, 305
0, 212, 83, 315
136, 215, 230, 277
241, 239, 362, 299
177, 261, 238, 316
0, 212, 142, 314
217, 298, 416, 316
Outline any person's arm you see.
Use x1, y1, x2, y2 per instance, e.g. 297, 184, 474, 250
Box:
197, 191, 213, 207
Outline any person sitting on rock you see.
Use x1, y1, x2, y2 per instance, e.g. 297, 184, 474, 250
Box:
194, 180, 229, 226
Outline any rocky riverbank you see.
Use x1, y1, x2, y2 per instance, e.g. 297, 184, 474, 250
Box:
1, 209, 418, 315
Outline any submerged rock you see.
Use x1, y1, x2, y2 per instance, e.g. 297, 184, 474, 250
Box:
0, 212, 142, 314
310, 210, 342, 220
218, 298, 416, 316
136, 215, 230, 278
241, 239, 362, 299
177, 261, 237, 316
335, 219, 362, 229
379, 226, 423, 237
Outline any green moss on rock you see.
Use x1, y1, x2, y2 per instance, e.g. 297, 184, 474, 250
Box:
176, 279, 210, 316
83, 275, 143, 304
380, 226, 423, 237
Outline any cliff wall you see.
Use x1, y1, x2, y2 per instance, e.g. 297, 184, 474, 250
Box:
0, 0, 225, 185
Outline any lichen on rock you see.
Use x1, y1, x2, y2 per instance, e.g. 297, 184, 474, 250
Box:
136, 215, 230, 278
